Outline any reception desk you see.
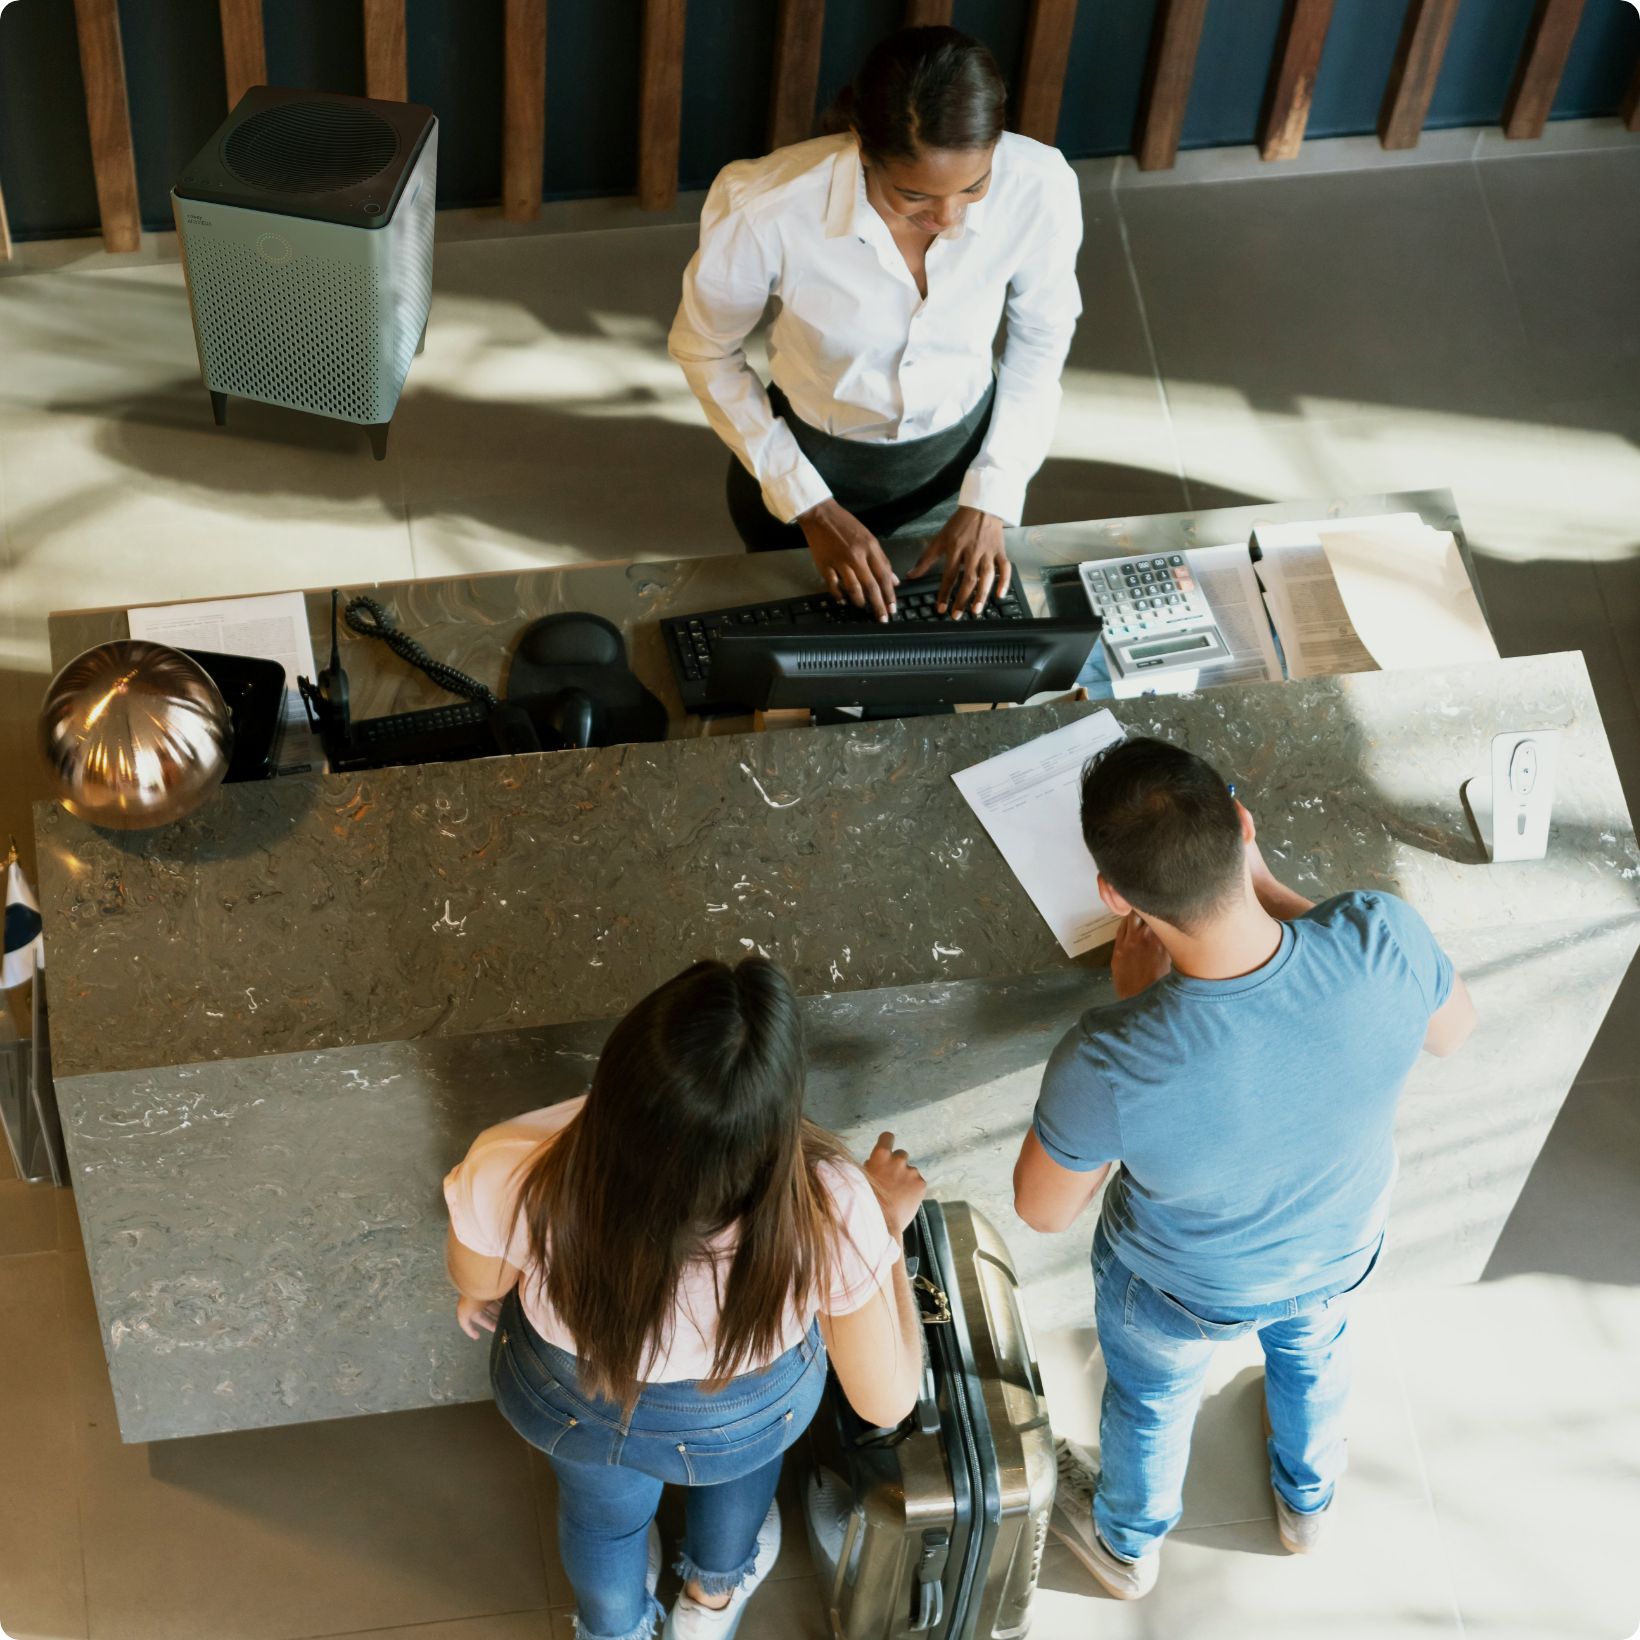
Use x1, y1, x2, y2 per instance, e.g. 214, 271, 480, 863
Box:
37, 492, 1640, 1441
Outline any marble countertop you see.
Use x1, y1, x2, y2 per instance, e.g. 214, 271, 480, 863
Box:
35, 651, 1639, 1081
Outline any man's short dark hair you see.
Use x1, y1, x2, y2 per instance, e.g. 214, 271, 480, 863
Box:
1080, 737, 1244, 931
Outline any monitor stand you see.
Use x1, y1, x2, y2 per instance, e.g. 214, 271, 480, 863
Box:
813, 703, 958, 727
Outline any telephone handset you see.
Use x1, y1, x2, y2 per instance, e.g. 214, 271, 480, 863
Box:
298, 592, 546, 772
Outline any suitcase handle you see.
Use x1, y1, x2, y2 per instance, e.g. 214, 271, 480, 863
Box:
909, 1528, 950, 1632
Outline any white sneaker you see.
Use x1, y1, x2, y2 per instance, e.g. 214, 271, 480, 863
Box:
1050, 1436, 1160, 1601
648, 1520, 662, 1595
662, 1499, 782, 1640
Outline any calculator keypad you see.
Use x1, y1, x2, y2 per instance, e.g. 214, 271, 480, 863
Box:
1081, 554, 1207, 641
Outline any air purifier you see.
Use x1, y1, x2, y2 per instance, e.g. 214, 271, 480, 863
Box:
172, 87, 437, 460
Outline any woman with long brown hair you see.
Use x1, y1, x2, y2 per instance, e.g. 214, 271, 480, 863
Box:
444, 958, 927, 1640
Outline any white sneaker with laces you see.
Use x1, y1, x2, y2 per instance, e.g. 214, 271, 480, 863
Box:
662, 1499, 782, 1640
1050, 1436, 1160, 1601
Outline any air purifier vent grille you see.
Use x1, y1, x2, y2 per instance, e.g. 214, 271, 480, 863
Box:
186, 237, 381, 421
224, 102, 398, 194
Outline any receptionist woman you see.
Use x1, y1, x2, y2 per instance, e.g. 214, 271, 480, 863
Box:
669, 26, 1083, 623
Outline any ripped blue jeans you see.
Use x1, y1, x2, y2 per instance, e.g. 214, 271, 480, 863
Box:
490, 1286, 826, 1640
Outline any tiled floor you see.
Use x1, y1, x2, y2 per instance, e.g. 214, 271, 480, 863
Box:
3, 125, 1639, 1639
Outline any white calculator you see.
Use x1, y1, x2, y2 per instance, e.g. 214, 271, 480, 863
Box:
1078, 553, 1232, 678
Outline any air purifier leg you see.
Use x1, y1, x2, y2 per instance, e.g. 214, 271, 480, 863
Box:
210, 391, 228, 426
366, 422, 391, 461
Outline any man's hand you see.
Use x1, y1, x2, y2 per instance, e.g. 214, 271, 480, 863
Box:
457, 1294, 503, 1340
1111, 911, 1172, 999
912, 506, 1010, 617
797, 498, 898, 621
864, 1131, 928, 1236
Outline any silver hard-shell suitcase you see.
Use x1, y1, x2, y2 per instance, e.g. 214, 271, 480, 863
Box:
802, 1201, 1056, 1640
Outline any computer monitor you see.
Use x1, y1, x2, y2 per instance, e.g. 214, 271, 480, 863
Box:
707, 619, 1102, 713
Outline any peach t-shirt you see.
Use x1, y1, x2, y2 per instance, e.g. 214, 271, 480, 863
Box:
444, 1097, 901, 1382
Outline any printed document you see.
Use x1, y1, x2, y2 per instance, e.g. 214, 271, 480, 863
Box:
952, 708, 1126, 957
1317, 527, 1499, 670
128, 590, 317, 729
1252, 514, 1426, 679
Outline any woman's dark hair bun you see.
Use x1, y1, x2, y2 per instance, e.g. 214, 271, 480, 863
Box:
821, 25, 1006, 161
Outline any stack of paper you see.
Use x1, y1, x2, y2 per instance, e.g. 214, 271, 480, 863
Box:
1252, 514, 1497, 679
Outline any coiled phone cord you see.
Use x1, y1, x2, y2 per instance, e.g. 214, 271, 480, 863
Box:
342, 596, 499, 710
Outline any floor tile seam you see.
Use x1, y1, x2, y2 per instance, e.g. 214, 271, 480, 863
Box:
1381, 1296, 1469, 1638
1106, 167, 1190, 510
1465, 160, 1552, 401
267, 1605, 556, 1640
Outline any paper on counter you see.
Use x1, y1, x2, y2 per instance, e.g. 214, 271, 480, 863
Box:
128, 591, 317, 729
1252, 514, 1425, 679
952, 708, 1126, 957
1318, 527, 1499, 670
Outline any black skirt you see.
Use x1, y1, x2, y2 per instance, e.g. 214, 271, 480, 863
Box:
726, 377, 997, 554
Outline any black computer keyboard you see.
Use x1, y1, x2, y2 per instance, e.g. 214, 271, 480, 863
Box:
663, 575, 1032, 713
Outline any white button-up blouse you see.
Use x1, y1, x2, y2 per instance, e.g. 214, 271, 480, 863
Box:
668, 131, 1084, 529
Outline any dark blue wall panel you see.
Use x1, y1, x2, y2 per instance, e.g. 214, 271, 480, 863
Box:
262, 0, 366, 98
2, 0, 1637, 240
1302, 0, 1406, 140
1179, 0, 1287, 150
679, 0, 778, 191
1555, 0, 1640, 119
0, 0, 100, 238
1056, 0, 1160, 156
543, 0, 641, 198
406, 0, 504, 209
116, 0, 228, 228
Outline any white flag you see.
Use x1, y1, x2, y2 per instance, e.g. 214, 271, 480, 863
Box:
2, 860, 43, 990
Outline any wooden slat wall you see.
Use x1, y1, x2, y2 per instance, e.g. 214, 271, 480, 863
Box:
1378, 0, 1462, 150
1257, 0, 1335, 160
768, 0, 825, 153
362, 0, 408, 102
1625, 51, 1640, 132
1015, 0, 1078, 145
218, 0, 266, 109
72, 0, 142, 253
638, 0, 688, 209
1134, 0, 1210, 171
1502, 0, 1587, 140
503, 0, 548, 220
903, 0, 953, 23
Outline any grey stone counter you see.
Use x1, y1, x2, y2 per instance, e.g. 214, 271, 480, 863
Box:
41, 649, 1640, 1440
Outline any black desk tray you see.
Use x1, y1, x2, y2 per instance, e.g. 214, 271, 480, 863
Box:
182, 648, 285, 783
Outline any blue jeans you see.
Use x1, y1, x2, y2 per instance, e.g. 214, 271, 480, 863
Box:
1091, 1219, 1370, 1561
490, 1286, 827, 1640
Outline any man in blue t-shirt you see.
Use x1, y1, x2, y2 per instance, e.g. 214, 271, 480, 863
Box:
1013, 736, 1474, 1600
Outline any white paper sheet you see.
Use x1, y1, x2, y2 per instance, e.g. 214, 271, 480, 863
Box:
128, 591, 317, 728
128, 591, 325, 770
1318, 527, 1500, 670
1252, 514, 1427, 679
951, 708, 1126, 956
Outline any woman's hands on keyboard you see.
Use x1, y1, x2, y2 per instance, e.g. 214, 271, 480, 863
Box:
797, 497, 900, 622
913, 506, 1011, 618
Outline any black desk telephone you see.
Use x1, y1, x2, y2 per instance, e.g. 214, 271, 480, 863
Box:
298, 592, 549, 773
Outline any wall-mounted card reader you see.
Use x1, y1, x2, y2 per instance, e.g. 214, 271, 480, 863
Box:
1462, 729, 1559, 862
1079, 555, 1232, 678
